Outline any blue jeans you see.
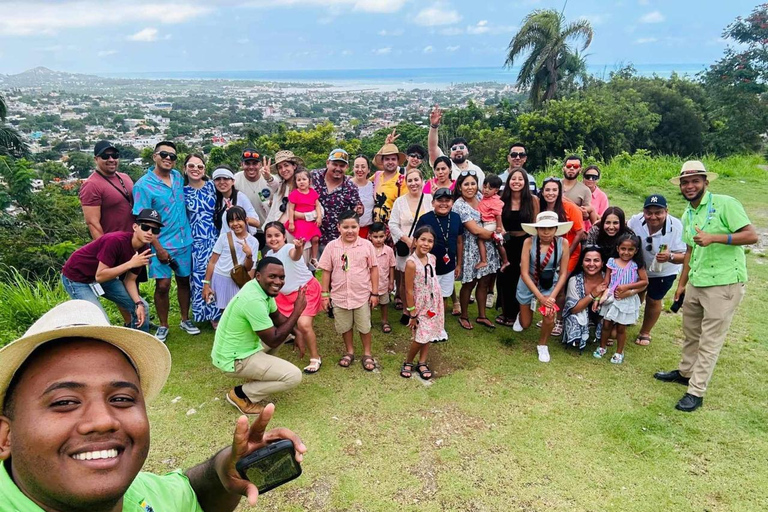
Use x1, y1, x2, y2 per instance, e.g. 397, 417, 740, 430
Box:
61, 275, 149, 332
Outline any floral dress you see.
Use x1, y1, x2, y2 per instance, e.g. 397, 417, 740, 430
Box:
184, 180, 220, 322
452, 196, 500, 283
409, 252, 447, 344
563, 272, 604, 350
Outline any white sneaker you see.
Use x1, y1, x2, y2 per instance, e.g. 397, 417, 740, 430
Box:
155, 326, 169, 343
513, 314, 523, 332
179, 320, 201, 335
537, 345, 550, 363
486, 293, 495, 309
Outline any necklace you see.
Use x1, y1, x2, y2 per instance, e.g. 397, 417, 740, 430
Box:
435, 214, 452, 264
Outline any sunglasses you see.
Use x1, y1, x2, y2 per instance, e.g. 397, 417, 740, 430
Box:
140, 224, 161, 234
330, 151, 348, 160
459, 169, 478, 177
543, 176, 561, 183
99, 152, 120, 160
242, 151, 260, 160
156, 151, 178, 161
564, 164, 581, 169
583, 174, 599, 180
279, 197, 289, 213
509, 152, 526, 159
341, 253, 350, 272
186, 163, 205, 170
407, 153, 423, 159
451, 144, 467, 151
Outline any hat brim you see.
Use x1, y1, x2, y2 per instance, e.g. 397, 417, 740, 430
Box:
271, 156, 304, 172
373, 152, 407, 169
669, 171, 718, 185
0, 325, 171, 411
521, 221, 573, 237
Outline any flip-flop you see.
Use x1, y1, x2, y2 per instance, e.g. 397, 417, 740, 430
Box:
451, 305, 462, 316
495, 315, 514, 327
382, 322, 392, 333
476, 317, 496, 329
635, 334, 652, 346
458, 317, 473, 330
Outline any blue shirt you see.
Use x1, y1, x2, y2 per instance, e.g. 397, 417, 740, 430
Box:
415, 211, 464, 275
133, 167, 192, 249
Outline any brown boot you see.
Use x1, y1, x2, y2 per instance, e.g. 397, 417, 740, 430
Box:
226, 389, 265, 415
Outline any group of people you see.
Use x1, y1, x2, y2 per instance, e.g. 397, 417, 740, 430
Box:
59, 103, 757, 415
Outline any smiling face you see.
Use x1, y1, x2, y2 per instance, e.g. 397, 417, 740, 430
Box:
276, 161, 297, 182
241, 159, 261, 181
432, 196, 453, 216
414, 231, 435, 255
541, 181, 560, 205
338, 218, 360, 243
265, 226, 286, 251
214, 177, 234, 195
450, 143, 467, 164
406, 171, 423, 195
256, 263, 285, 297
434, 161, 451, 183
581, 250, 603, 276
353, 157, 370, 180
184, 157, 206, 183
643, 206, 667, 231
0, 339, 149, 511
152, 145, 176, 172
381, 154, 399, 173
507, 170, 526, 192
95, 151, 119, 175
617, 239, 638, 262
459, 176, 478, 200
228, 216, 247, 236
507, 145, 527, 170
679, 175, 707, 203
326, 160, 348, 180
602, 213, 621, 237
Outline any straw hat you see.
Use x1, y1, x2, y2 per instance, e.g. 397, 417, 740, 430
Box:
373, 143, 407, 169
521, 211, 573, 237
271, 150, 304, 172
669, 160, 718, 185
0, 300, 171, 411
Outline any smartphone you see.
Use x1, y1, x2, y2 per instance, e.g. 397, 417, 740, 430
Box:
235, 440, 302, 494
670, 293, 685, 313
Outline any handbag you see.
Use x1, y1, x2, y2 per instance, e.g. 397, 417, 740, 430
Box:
395, 193, 425, 257
228, 232, 252, 288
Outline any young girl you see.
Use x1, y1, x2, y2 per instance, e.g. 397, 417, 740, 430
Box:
593, 234, 648, 364
317, 210, 380, 372
516, 211, 572, 363
264, 221, 323, 374
369, 222, 396, 334
202, 206, 259, 323
400, 226, 447, 380
287, 168, 323, 267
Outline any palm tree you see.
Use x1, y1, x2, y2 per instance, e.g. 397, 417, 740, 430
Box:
505, 9, 593, 107
0, 93, 30, 158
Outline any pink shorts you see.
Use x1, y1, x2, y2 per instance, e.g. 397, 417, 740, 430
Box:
276, 276, 322, 317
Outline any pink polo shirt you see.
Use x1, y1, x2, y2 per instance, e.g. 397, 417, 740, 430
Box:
374, 244, 396, 295
318, 236, 378, 310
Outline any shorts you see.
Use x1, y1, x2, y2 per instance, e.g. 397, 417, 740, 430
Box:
276, 277, 322, 317
333, 305, 372, 335
646, 274, 677, 301
437, 272, 455, 298
395, 254, 408, 272
377, 292, 390, 305
149, 245, 192, 279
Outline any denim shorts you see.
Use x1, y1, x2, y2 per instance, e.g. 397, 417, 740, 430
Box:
646, 274, 677, 301
149, 245, 192, 279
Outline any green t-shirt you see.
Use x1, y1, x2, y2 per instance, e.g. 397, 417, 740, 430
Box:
0, 460, 203, 511
682, 191, 751, 287
212, 279, 277, 372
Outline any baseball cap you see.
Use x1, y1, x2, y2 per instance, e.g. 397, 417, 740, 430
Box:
94, 140, 117, 157
241, 148, 260, 161
212, 168, 236, 180
433, 187, 453, 200
0, 301, 171, 411
643, 194, 668, 209
327, 148, 349, 164
135, 208, 164, 226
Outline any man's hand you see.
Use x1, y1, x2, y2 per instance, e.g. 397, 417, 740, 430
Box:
294, 286, 307, 315
693, 226, 715, 247
321, 297, 330, 311
655, 249, 671, 263
155, 247, 170, 264
369, 294, 379, 308
129, 248, 153, 269
135, 302, 146, 327
579, 206, 589, 220
261, 157, 273, 181
429, 105, 442, 126
384, 128, 400, 144
674, 284, 685, 302
215, 404, 307, 507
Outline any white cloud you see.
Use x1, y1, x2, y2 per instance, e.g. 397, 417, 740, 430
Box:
440, 27, 464, 36
580, 14, 609, 26
467, 20, 489, 35
373, 46, 392, 55
242, 0, 406, 14
341, 49, 353, 55
378, 29, 404, 36
414, 3, 461, 27
446, 45, 460, 52
128, 27, 158, 42
97, 50, 118, 57
423, 45, 434, 53
634, 37, 657, 44
639, 11, 665, 23
0, 1, 211, 36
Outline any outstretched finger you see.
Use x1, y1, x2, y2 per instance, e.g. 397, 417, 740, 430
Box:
262, 427, 307, 462
246, 403, 276, 443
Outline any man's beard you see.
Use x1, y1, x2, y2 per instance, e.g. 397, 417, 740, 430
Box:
682, 188, 705, 204
452, 155, 466, 164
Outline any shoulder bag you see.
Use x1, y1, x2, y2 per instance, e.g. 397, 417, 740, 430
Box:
228, 232, 252, 288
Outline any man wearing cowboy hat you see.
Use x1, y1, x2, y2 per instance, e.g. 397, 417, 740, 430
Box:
427, 105, 485, 188
0, 300, 306, 511
311, 149, 361, 248
371, 142, 408, 225
654, 160, 757, 412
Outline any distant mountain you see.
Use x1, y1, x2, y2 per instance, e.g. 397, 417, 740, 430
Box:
0, 67, 108, 89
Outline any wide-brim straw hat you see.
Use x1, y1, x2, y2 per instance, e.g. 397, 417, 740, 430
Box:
271, 150, 304, 172
373, 143, 407, 169
521, 211, 573, 237
669, 160, 718, 185
0, 300, 171, 411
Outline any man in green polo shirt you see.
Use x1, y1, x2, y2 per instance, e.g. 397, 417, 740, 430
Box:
654, 161, 758, 412
212, 256, 307, 416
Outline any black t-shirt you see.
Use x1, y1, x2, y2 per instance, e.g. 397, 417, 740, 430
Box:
415, 211, 464, 275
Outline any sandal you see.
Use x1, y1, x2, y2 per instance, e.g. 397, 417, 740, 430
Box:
303, 358, 322, 374
361, 355, 376, 372
476, 317, 496, 329
338, 353, 354, 368
458, 317, 473, 330
416, 362, 433, 380
394, 298, 404, 310
635, 334, 652, 346
382, 322, 392, 334
551, 320, 563, 337
451, 304, 462, 316
495, 315, 514, 327
400, 361, 414, 378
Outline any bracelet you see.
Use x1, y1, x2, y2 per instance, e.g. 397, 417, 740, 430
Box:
727, 234, 732, 245
406, 306, 416, 312
430, 123, 439, 129
135, 301, 144, 307
321, 292, 330, 297
202, 279, 211, 284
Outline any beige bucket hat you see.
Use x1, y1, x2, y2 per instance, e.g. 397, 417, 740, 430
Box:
373, 143, 407, 169
521, 211, 573, 237
669, 160, 718, 185
271, 150, 304, 172
0, 300, 171, 410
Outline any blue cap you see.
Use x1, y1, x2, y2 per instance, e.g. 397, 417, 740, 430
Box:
327, 148, 349, 163
643, 194, 667, 209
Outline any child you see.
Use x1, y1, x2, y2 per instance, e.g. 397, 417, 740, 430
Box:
369, 222, 396, 333
264, 221, 323, 374
318, 210, 380, 372
202, 206, 259, 326
400, 226, 447, 380
287, 168, 323, 267
593, 234, 648, 364
476, 174, 509, 271
516, 211, 572, 363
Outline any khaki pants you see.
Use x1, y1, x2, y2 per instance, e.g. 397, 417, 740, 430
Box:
226, 348, 302, 403
680, 282, 746, 397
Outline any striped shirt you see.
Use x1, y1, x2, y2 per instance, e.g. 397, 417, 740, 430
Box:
606, 258, 638, 293
317, 237, 378, 309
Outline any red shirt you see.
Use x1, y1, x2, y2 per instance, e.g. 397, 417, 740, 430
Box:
79, 171, 135, 235
63, 232, 145, 283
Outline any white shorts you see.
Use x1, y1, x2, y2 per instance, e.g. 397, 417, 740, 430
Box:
437, 272, 455, 298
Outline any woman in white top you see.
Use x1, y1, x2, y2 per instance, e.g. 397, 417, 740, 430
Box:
211, 166, 260, 235
265, 150, 304, 225
352, 155, 375, 239
202, 206, 259, 327
264, 221, 323, 374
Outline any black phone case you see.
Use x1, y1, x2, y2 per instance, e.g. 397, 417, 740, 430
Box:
235, 439, 302, 494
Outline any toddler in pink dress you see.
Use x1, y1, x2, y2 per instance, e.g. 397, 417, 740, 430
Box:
287, 168, 323, 266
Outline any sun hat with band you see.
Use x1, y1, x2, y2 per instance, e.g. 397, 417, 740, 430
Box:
521, 211, 573, 237
0, 300, 171, 411
270, 150, 305, 172
211, 167, 235, 180
373, 143, 406, 169
669, 160, 718, 185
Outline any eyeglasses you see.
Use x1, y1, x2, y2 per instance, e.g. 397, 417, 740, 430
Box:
407, 153, 423, 159
139, 224, 161, 234
583, 174, 599, 181
509, 152, 526, 159
186, 163, 205, 170
156, 151, 178, 161
450, 144, 467, 151
564, 164, 581, 170
242, 151, 260, 160
99, 152, 120, 160
341, 253, 350, 272
459, 169, 477, 177
645, 236, 654, 253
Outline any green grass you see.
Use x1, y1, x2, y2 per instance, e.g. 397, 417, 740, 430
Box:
4, 154, 768, 511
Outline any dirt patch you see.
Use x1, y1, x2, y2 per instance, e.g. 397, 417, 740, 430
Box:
276, 478, 333, 511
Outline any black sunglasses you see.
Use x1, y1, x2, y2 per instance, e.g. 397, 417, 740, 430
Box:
509, 152, 526, 159
583, 174, 599, 181
279, 197, 289, 213
140, 224, 161, 234
156, 151, 178, 161
459, 169, 477, 177
99, 152, 120, 160
543, 176, 561, 183
407, 153, 424, 159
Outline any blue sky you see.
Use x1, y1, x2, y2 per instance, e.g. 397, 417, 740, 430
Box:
0, 0, 759, 74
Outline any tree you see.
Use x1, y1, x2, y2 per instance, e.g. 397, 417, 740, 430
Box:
0, 93, 30, 158
65, 151, 92, 178
505, 9, 593, 107
37, 161, 71, 182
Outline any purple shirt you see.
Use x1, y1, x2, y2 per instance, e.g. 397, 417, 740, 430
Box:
63, 231, 145, 283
